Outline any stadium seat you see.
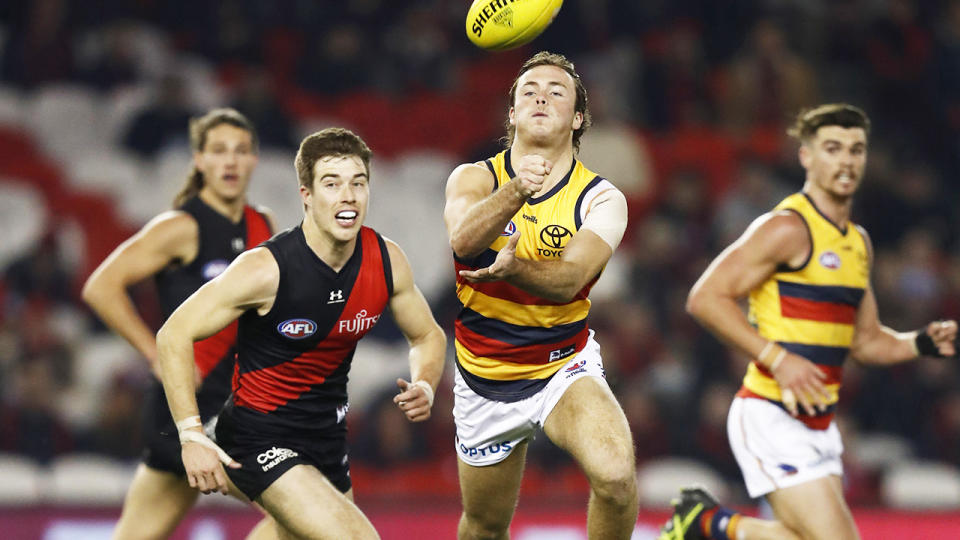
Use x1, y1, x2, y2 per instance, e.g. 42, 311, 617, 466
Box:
637, 457, 728, 507
0, 85, 25, 128
117, 146, 192, 224
176, 56, 226, 111
851, 432, 915, 471
0, 180, 48, 270
68, 149, 144, 196
0, 453, 44, 505
100, 84, 154, 147
66, 334, 143, 429
25, 84, 106, 165
46, 454, 136, 505
882, 460, 960, 509
363, 150, 456, 303
246, 149, 302, 230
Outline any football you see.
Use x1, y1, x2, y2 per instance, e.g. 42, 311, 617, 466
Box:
466, 0, 563, 51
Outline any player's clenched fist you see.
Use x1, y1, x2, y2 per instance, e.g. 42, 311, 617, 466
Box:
513, 154, 552, 198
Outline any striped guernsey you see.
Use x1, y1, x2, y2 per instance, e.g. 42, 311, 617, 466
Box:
738, 192, 870, 429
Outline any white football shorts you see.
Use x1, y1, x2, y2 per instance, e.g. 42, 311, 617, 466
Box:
453, 330, 606, 467
727, 396, 844, 498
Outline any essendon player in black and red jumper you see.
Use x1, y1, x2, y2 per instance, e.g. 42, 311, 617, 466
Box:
148, 196, 272, 473
83, 109, 280, 540
157, 128, 446, 539
216, 225, 391, 497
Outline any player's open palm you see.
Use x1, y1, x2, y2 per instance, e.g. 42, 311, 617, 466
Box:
514, 154, 551, 197
459, 231, 520, 283
771, 352, 830, 417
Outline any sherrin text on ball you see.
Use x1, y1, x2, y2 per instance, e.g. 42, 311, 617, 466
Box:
466, 0, 563, 51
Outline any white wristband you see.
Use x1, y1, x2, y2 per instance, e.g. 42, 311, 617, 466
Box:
178, 430, 235, 466
412, 380, 434, 408
175, 415, 202, 433
769, 349, 787, 372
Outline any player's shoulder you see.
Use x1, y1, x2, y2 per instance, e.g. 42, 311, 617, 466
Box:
250, 203, 278, 232
378, 234, 407, 262
228, 246, 280, 280
450, 160, 495, 180
140, 209, 199, 241
758, 208, 808, 234
446, 160, 496, 196
742, 209, 810, 257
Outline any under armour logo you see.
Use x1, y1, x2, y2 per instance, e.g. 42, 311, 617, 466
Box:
336, 403, 349, 423
231, 238, 245, 252
328, 290, 344, 304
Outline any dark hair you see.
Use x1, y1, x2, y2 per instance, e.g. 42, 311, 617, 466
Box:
503, 51, 591, 153
787, 103, 871, 142
173, 108, 258, 208
295, 127, 373, 189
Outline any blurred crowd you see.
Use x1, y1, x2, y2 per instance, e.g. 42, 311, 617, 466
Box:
3, 0, 960, 505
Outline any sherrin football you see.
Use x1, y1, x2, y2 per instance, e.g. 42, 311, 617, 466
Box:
466, 0, 563, 51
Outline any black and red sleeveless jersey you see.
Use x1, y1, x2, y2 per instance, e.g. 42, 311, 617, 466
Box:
231, 225, 393, 435
156, 196, 273, 380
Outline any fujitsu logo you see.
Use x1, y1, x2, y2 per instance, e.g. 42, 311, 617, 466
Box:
338, 309, 380, 335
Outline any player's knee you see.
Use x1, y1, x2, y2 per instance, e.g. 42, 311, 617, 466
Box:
459, 509, 511, 540
588, 461, 637, 507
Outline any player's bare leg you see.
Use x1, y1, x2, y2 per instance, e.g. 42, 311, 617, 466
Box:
223, 477, 280, 540
457, 439, 528, 540
543, 377, 638, 540
111, 464, 198, 540
256, 465, 378, 540
766, 475, 858, 540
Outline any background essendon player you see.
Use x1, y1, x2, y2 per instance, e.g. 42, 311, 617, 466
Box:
157, 127, 446, 539
82, 108, 277, 540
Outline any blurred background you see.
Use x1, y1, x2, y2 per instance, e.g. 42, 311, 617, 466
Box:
2, 0, 960, 538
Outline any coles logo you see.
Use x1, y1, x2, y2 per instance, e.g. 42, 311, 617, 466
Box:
201, 259, 230, 281
502, 220, 517, 236
818, 251, 841, 270
277, 319, 317, 339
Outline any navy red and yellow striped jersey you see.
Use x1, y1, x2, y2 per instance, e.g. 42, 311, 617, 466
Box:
454, 148, 615, 402
738, 192, 870, 429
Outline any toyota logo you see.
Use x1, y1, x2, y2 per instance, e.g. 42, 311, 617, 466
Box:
540, 225, 572, 249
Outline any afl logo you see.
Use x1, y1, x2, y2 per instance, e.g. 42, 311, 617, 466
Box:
502, 220, 517, 236
201, 260, 230, 281
277, 319, 317, 339
819, 251, 841, 270
540, 224, 572, 249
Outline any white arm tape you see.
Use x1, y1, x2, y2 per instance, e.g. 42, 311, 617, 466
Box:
175, 415, 202, 432
580, 186, 628, 251
179, 430, 235, 466
412, 380, 435, 407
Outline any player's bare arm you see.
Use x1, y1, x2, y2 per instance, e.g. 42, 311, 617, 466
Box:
384, 239, 446, 423
687, 210, 830, 416
849, 229, 957, 364
458, 187, 626, 303
82, 211, 199, 375
445, 154, 550, 259
156, 247, 280, 494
